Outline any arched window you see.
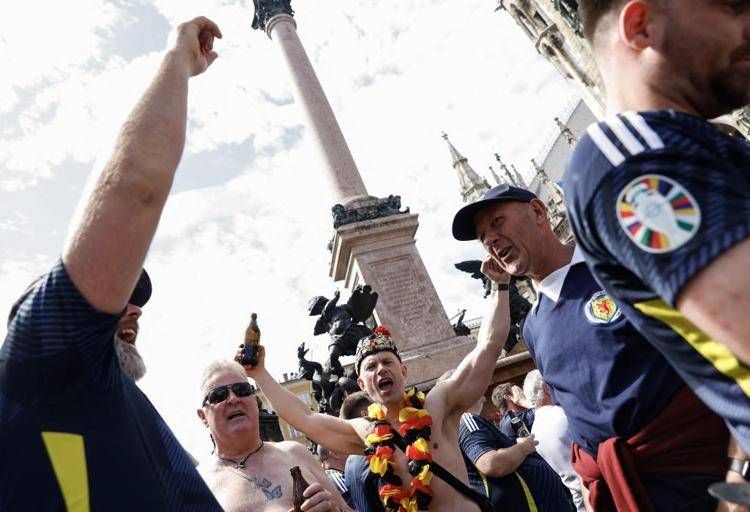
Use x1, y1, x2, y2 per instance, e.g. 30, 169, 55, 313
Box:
554, 0, 583, 36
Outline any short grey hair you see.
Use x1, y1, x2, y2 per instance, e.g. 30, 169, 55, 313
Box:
523, 370, 545, 408
199, 359, 247, 396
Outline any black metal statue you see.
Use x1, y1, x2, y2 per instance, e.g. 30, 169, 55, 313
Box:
307, 285, 378, 377
297, 342, 359, 415
454, 260, 532, 352
331, 195, 409, 229
452, 309, 471, 336
251, 0, 294, 31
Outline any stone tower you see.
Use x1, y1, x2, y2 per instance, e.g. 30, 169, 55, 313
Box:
495, 0, 605, 118
253, 0, 474, 386
442, 132, 491, 203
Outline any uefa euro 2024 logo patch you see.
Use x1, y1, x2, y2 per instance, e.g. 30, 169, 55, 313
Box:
584, 291, 622, 325
616, 175, 701, 254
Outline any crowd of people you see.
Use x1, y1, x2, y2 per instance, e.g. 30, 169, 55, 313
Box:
2, 0, 750, 510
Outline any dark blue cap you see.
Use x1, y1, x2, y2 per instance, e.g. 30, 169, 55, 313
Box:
8, 268, 152, 327
129, 269, 152, 307
452, 185, 537, 241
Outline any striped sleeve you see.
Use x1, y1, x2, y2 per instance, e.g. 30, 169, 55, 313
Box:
570, 114, 750, 306
326, 469, 348, 494
459, 414, 502, 464
4, 259, 122, 390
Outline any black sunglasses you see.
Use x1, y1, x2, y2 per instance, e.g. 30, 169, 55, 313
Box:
202, 382, 256, 406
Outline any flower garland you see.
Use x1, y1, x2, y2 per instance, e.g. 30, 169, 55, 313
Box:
364, 387, 434, 512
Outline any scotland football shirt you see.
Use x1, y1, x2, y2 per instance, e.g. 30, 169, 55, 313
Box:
564, 110, 750, 450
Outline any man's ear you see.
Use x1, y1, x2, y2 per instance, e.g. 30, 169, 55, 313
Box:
357, 377, 365, 391
197, 408, 207, 426
529, 199, 548, 224
401, 363, 408, 380
620, 1, 652, 51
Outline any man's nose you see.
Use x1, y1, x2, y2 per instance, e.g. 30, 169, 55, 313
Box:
484, 230, 500, 249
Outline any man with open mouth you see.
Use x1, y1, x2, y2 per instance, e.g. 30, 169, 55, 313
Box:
0, 16, 224, 510
112, 270, 151, 382
244, 267, 512, 512
197, 359, 351, 512
452, 184, 730, 510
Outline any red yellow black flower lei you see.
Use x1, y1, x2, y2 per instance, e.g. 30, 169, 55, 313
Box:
364, 388, 433, 512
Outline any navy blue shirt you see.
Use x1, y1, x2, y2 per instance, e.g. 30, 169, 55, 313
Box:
564, 110, 750, 452
345, 454, 383, 512
459, 413, 574, 511
325, 468, 354, 510
0, 261, 221, 510
523, 253, 684, 456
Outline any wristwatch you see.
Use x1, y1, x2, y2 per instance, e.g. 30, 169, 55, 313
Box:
729, 458, 750, 480
491, 282, 510, 292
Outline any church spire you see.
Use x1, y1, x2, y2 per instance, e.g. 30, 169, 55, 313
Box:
494, 153, 527, 188
531, 158, 565, 215
488, 165, 503, 186
442, 132, 490, 203
510, 164, 526, 189
554, 116, 577, 146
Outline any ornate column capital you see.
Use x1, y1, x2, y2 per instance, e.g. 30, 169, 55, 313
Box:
251, 0, 294, 31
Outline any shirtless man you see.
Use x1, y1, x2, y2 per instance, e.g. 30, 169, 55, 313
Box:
243, 262, 510, 512
197, 360, 351, 512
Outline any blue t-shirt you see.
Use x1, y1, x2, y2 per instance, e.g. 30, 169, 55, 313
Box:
564, 110, 750, 451
459, 413, 573, 511
0, 261, 221, 510
523, 260, 684, 456
345, 454, 383, 512
325, 468, 354, 510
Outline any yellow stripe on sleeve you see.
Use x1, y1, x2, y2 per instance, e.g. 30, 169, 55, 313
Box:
514, 472, 538, 512
635, 299, 750, 396
41, 432, 90, 512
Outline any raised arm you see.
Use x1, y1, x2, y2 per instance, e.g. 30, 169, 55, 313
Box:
62, 17, 221, 313
433, 255, 510, 416
242, 346, 365, 455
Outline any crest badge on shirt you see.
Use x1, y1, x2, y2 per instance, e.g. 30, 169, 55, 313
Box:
584, 291, 622, 325
616, 174, 701, 254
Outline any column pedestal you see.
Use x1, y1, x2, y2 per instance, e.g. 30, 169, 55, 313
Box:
330, 212, 474, 385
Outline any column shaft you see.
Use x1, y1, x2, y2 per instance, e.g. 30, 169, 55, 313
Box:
267, 15, 368, 205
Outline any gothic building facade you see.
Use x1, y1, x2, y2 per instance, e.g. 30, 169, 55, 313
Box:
495, 0, 750, 136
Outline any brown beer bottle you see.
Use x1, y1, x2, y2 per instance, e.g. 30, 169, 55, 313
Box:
290, 466, 310, 512
241, 313, 261, 366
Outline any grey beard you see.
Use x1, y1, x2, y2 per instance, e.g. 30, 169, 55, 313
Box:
114, 334, 147, 382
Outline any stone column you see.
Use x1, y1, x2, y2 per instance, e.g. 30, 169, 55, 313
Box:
264, 14, 368, 206
253, 1, 475, 386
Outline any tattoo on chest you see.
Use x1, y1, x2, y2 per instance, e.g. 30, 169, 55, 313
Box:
234, 472, 283, 501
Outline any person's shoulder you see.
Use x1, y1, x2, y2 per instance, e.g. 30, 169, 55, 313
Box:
567, 113, 659, 190
347, 415, 370, 439
532, 404, 562, 422
564, 111, 708, 202
271, 440, 307, 455
460, 412, 492, 433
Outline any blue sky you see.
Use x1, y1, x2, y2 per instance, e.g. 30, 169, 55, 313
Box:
0, 0, 576, 461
